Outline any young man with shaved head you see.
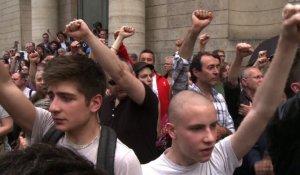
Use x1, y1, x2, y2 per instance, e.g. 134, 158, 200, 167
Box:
142, 4, 300, 174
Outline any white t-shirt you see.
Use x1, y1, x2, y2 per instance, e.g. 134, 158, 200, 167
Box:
28, 107, 142, 175
142, 136, 242, 175
23, 87, 36, 98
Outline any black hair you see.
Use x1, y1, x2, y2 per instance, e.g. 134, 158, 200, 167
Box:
284, 49, 300, 98
44, 55, 106, 104
189, 51, 220, 83
0, 143, 103, 175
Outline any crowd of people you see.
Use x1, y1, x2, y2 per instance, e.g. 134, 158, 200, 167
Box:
0, 3, 300, 175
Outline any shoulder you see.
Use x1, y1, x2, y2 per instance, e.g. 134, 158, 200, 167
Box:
114, 139, 142, 175
213, 88, 226, 101
142, 154, 167, 175
0, 105, 9, 118
211, 137, 241, 172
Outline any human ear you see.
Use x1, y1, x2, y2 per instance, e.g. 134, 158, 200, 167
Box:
166, 123, 176, 139
291, 82, 300, 94
89, 94, 102, 112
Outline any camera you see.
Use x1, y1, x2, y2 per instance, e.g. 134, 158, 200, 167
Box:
18, 51, 25, 60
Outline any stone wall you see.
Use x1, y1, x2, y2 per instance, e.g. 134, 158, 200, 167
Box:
0, 0, 22, 52
145, 0, 290, 73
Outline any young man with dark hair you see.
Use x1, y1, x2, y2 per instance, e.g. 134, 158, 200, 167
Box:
0, 143, 103, 175
0, 55, 142, 175
84, 25, 159, 164
142, 4, 300, 174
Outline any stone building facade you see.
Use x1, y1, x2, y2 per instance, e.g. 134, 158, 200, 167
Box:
0, 0, 298, 72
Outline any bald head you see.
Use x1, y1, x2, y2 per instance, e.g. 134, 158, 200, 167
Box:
168, 91, 214, 124
241, 67, 261, 79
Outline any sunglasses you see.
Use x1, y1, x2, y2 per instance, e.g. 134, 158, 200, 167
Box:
108, 80, 116, 86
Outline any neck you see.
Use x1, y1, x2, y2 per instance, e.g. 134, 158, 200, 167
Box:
195, 82, 213, 100
65, 114, 100, 145
243, 88, 256, 100
165, 146, 197, 166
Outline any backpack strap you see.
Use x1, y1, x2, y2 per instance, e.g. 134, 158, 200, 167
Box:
42, 125, 117, 174
96, 125, 117, 175
29, 89, 34, 98
42, 125, 65, 144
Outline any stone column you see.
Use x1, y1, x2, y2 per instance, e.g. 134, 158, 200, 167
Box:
109, 0, 145, 55
31, 0, 58, 44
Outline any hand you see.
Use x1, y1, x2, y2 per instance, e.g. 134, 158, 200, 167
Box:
99, 38, 106, 44
191, 9, 213, 33
70, 41, 81, 53
14, 52, 20, 58
114, 30, 120, 40
118, 26, 135, 39
64, 19, 91, 41
236, 43, 254, 59
199, 33, 210, 46
281, 4, 300, 43
70, 40, 80, 48
258, 50, 267, 58
238, 103, 252, 116
29, 51, 40, 64
175, 39, 183, 51
254, 154, 274, 175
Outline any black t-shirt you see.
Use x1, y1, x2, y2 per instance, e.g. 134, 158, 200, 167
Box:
224, 81, 252, 129
100, 84, 159, 164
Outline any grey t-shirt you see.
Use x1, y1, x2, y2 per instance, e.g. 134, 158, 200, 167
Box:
28, 107, 142, 175
0, 105, 11, 151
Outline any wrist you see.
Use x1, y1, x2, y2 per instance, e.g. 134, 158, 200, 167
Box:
111, 46, 119, 53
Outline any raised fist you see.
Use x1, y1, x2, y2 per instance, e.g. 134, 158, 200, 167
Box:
199, 33, 210, 45
68, 21, 81, 32
119, 26, 135, 38
29, 51, 40, 63
192, 9, 213, 33
236, 43, 253, 58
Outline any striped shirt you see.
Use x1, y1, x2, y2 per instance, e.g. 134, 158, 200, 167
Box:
172, 52, 235, 132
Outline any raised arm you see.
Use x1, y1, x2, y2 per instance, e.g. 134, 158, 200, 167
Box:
111, 27, 135, 65
179, 10, 213, 59
199, 33, 210, 52
227, 43, 253, 86
0, 62, 36, 133
231, 3, 300, 160
28, 52, 40, 83
65, 22, 146, 105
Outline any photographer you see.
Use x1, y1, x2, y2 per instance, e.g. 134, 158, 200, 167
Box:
9, 51, 25, 74
92, 21, 103, 36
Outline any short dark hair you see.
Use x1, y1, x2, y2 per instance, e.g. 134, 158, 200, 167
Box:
56, 31, 67, 39
189, 52, 220, 83
43, 55, 106, 104
284, 49, 300, 98
212, 49, 225, 55
0, 143, 102, 175
139, 49, 155, 63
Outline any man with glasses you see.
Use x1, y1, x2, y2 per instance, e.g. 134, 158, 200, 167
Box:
224, 43, 262, 129
224, 43, 273, 175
